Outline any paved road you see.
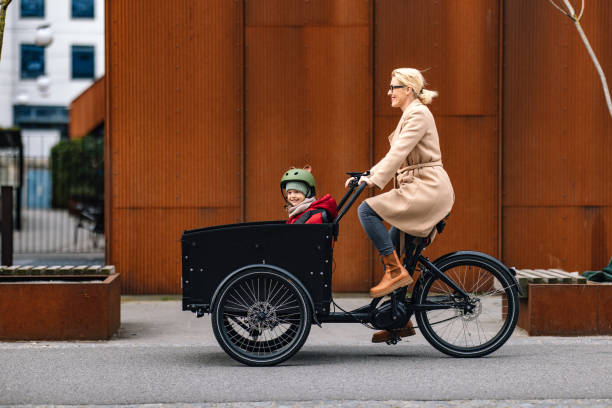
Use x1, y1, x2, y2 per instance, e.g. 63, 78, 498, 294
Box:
1, 300, 611, 406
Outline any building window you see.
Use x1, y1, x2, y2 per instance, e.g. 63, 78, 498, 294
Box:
21, 0, 44, 18
21, 44, 45, 79
72, 45, 95, 79
72, 0, 94, 18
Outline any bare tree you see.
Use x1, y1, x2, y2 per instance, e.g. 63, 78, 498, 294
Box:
548, 0, 612, 118
0, 0, 12, 63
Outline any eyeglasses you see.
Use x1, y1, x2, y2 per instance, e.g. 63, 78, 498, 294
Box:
389, 85, 405, 91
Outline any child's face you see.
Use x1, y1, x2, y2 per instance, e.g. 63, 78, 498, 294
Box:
287, 189, 306, 206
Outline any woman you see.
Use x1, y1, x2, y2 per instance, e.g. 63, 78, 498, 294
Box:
345, 68, 454, 342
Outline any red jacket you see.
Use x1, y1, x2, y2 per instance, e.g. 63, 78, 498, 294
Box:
286, 194, 338, 224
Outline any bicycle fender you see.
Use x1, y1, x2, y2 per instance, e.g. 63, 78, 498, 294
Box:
210, 263, 321, 326
432, 251, 523, 296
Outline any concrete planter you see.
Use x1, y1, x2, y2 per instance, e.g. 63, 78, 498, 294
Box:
0, 268, 120, 340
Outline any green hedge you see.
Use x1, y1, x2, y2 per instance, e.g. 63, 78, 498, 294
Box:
50, 135, 104, 208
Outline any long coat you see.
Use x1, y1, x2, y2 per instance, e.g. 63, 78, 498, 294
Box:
365, 99, 454, 237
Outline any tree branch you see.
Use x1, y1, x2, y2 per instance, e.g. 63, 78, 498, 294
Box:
549, 0, 612, 117
0, 0, 13, 64
548, 0, 570, 17
572, 19, 612, 117
577, 0, 585, 21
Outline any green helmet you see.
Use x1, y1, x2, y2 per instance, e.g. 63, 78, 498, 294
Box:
280, 168, 316, 199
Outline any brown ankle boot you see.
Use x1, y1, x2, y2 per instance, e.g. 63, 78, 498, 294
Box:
369, 251, 413, 298
371, 321, 416, 343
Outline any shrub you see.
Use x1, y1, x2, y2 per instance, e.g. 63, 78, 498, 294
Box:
50, 135, 103, 208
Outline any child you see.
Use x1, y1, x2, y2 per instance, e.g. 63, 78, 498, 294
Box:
280, 166, 338, 224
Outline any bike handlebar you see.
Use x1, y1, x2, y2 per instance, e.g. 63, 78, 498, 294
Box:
334, 171, 370, 225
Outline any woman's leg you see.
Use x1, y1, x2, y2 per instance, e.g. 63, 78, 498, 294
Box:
357, 202, 394, 256
359, 201, 413, 298
389, 226, 401, 254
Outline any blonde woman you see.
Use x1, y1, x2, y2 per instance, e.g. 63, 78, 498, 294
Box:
345, 68, 454, 343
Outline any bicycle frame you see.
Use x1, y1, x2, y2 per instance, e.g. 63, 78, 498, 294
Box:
320, 254, 470, 324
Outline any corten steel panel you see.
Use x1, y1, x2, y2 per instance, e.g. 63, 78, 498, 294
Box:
112, 208, 240, 294
374, 0, 499, 117
503, 0, 612, 272
246, 0, 370, 26
599, 284, 612, 334
525, 284, 600, 336
0, 274, 120, 340
374, 0, 500, 266
503, 207, 611, 272
70, 76, 105, 140
503, 0, 612, 207
107, 1, 243, 293
108, 1, 243, 209
244, 2, 373, 291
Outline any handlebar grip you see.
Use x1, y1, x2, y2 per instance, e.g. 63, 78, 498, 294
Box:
334, 181, 368, 225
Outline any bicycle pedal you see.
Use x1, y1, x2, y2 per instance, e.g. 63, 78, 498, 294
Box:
385, 336, 400, 345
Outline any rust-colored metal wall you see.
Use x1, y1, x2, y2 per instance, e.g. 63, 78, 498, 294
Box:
106, 0, 244, 293
106, 0, 505, 294
70, 76, 105, 139
243, 0, 373, 291
374, 0, 501, 281
503, 0, 612, 271
107, 0, 612, 294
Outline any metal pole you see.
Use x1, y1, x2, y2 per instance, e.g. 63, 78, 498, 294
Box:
2, 185, 14, 265
15, 136, 23, 230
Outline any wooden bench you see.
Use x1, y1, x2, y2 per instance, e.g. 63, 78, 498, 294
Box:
515, 268, 586, 297
0, 264, 114, 277
0, 265, 120, 340
513, 268, 611, 336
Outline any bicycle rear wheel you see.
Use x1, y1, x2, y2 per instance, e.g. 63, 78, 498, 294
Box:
414, 254, 519, 357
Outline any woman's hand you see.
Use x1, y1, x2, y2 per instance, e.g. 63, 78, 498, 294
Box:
358, 176, 374, 187
344, 177, 354, 188
345, 176, 374, 188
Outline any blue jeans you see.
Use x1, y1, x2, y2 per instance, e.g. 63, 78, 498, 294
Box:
357, 201, 401, 256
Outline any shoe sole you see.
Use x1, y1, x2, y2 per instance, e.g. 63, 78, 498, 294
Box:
369, 276, 414, 298
371, 328, 417, 343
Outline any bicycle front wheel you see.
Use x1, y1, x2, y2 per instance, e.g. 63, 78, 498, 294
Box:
211, 269, 312, 366
414, 253, 519, 357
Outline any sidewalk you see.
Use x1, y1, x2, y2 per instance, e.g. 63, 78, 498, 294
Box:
6, 295, 612, 348
116, 294, 532, 347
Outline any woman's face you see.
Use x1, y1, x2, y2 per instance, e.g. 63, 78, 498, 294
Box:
388, 77, 412, 109
287, 189, 306, 206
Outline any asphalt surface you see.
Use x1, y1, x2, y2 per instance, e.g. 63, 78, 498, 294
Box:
0, 299, 611, 407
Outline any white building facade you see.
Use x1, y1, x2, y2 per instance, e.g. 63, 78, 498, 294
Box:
0, 0, 104, 215
0, 0, 104, 151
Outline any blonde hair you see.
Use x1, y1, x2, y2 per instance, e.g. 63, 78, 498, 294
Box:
391, 68, 438, 105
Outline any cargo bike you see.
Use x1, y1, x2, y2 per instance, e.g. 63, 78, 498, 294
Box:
181, 172, 520, 366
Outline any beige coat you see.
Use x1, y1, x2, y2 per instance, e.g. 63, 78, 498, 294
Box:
365, 99, 454, 237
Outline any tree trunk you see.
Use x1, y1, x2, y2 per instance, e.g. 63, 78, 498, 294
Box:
0, 0, 13, 64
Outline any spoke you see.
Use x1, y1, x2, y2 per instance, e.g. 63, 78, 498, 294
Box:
233, 286, 253, 309
228, 292, 250, 311
244, 279, 258, 303
268, 279, 285, 304
272, 285, 291, 306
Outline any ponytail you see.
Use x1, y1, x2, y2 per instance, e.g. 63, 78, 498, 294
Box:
418, 88, 438, 105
